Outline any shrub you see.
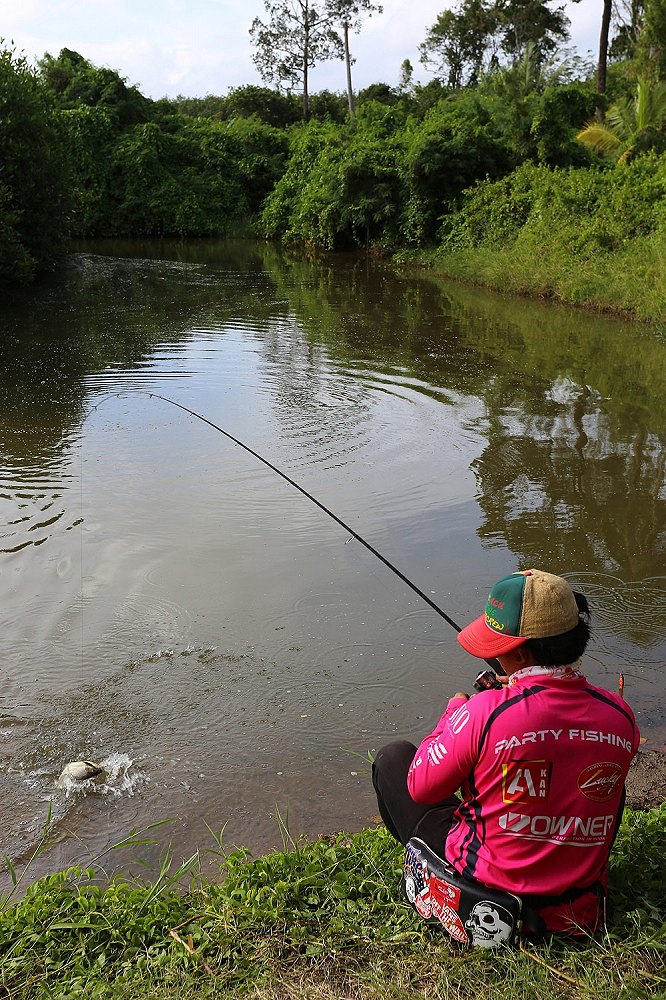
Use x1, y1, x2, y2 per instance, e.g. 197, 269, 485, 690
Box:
443, 153, 666, 257
0, 47, 71, 281
402, 98, 515, 243
260, 114, 405, 249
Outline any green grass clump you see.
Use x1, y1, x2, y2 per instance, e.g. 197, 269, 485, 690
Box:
1, 808, 664, 1000
428, 156, 666, 325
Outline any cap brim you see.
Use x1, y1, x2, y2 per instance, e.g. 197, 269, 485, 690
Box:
457, 614, 528, 659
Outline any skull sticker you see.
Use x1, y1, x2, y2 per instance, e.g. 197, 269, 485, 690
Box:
464, 901, 514, 948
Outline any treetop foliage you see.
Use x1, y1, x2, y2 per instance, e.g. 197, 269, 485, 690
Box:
2, 1, 665, 282
419, 0, 578, 88
38, 47, 152, 127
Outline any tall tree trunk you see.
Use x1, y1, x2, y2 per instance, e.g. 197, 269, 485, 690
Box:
596, 0, 613, 118
303, 7, 310, 121
343, 22, 355, 115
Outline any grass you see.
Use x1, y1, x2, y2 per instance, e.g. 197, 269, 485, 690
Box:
1, 807, 664, 1000
410, 226, 666, 328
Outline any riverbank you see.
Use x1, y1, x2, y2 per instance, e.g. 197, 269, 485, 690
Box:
392, 156, 666, 328
2, 796, 664, 1000
626, 750, 666, 810
411, 237, 666, 327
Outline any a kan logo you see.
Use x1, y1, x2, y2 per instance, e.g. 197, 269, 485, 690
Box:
501, 760, 552, 804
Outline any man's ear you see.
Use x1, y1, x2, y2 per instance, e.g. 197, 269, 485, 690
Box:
513, 643, 535, 668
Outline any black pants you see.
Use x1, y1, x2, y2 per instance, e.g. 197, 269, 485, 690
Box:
372, 740, 459, 852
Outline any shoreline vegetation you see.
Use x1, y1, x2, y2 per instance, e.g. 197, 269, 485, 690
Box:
1, 802, 664, 1000
3, 16, 666, 329
393, 156, 666, 326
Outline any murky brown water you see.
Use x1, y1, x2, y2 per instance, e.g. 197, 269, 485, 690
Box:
1, 240, 665, 883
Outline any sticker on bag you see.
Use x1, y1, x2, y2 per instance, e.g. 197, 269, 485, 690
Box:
402, 839, 522, 948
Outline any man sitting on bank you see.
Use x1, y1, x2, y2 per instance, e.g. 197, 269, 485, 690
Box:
372, 569, 640, 939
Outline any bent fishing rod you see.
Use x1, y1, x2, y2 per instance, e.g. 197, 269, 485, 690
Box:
95, 390, 502, 676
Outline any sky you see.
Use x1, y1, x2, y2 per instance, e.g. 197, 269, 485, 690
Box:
1, 1, 603, 100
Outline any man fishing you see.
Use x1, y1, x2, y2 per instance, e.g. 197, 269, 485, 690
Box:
372, 569, 640, 941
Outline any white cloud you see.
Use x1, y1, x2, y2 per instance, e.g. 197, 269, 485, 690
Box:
1, 1, 601, 99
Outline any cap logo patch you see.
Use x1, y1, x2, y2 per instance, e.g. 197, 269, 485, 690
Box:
485, 613, 505, 633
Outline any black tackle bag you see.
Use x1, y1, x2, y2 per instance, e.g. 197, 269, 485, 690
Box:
402, 838, 523, 948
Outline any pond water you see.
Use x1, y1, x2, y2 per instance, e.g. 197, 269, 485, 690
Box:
1, 240, 665, 882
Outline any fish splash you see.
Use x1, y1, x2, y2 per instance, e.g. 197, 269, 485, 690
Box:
57, 752, 147, 798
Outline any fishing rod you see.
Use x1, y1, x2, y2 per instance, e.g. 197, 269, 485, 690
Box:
94, 390, 502, 676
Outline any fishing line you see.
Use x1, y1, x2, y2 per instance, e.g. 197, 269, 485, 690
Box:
89, 390, 502, 673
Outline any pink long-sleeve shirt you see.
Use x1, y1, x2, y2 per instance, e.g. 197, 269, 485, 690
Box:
407, 667, 640, 932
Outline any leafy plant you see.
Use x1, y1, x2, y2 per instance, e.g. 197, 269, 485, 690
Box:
0, 810, 663, 998
0, 45, 71, 282
577, 78, 666, 163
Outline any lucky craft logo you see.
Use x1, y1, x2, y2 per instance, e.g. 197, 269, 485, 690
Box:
501, 760, 552, 804
577, 761, 624, 802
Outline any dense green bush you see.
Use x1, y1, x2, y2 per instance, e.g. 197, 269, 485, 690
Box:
259, 79, 599, 251
433, 152, 666, 320
222, 117, 291, 213
528, 83, 598, 166
402, 97, 515, 243
443, 152, 666, 256
260, 108, 406, 249
106, 122, 233, 236
63, 112, 289, 237
63, 105, 116, 235
0, 47, 71, 282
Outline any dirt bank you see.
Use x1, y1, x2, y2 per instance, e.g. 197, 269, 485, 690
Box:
625, 750, 666, 810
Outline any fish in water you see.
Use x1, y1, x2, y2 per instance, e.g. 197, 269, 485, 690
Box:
57, 760, 107, 788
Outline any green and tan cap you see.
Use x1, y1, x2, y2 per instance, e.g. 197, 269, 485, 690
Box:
457, 569, 580, 659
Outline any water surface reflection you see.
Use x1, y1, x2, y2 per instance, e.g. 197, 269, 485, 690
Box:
1, 240, 664, 880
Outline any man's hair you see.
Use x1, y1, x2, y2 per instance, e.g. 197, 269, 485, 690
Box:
525, 591, 591, 666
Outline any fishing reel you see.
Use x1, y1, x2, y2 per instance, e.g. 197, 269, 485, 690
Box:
473, 669, 503, 692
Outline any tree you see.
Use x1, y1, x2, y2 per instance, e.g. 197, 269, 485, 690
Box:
419, 1, 572, 89
0, 46, 71, 282
419, 1, 496, 89
221, 85, 301, 127
38, 48, 151, 127
399, 59, 414, 93
309, 88, 348, 120
250, 1, 342, 120
577, 77, 666, 161
636, 0, 666, 81
325, 1, 383, 115
493, 0, 570, 64
609, 2, 644, 63
358, 81, 399, 105
597, 0, 613, 103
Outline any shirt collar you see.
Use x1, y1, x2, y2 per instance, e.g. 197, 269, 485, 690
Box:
507, 662, 583, 687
